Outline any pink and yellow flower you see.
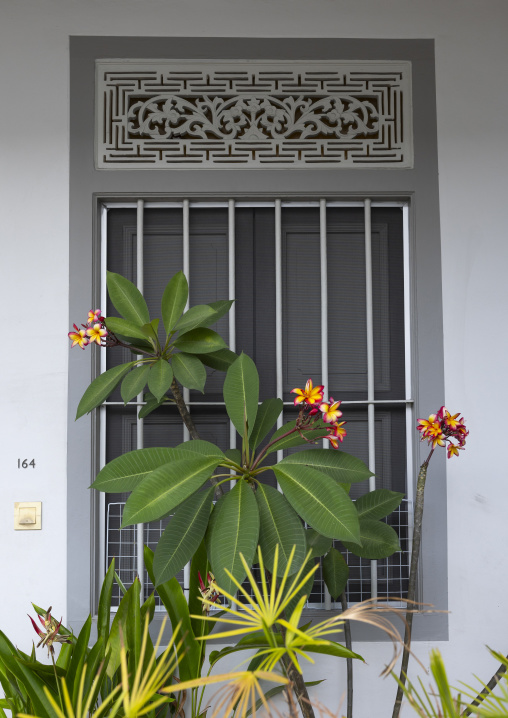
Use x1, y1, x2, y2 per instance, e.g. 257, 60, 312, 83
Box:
326, 421, 347, 449
417, 407, 468, 458
291, 379, 325, 407
87, 309, 103, 324
68, 324, 89, 349
86, 322, 108, 345
319, 397, 343, 424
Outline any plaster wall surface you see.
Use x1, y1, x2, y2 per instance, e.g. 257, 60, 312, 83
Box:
1, 1, 507, 715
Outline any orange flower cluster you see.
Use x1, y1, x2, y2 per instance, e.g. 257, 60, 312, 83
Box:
291, 379, 347, 449
417, 406, 468, 459
68, 309, 108, 349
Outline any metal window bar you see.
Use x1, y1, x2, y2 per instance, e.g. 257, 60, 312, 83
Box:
136, 199, 145, 604
101, 199, 413, 609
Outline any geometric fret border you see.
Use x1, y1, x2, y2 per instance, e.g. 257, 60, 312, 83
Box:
96, 60, 413, 169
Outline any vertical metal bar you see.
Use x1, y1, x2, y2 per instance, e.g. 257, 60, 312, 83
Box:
275, 200, 284, 470
364, 199, 378, 599
229, 200, 237, 489
183, 199, 191, 599
402, 204, 415, 568
99, 206, 108, 584
320, 199, 332, 610
136, 200, 145, 604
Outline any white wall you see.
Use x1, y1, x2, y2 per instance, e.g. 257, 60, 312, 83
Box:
1, 0, 508, 715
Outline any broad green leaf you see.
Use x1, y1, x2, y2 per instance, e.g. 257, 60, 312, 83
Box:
154, 488, 214, 585
255, 484, 306, 577
273, 464, 361, 543
162, 271, 188, 334
174, 439, 226, 460
66, 615, 91, 704
354, 489, 404, 520
120, 364, 150, 404
0, 634, 55, 717
196, 348, 238, 371
224, 448, 242, 465
322, 547, 349, 600
141, 318, 160, 342
106, 579, 139, 678
126, 578, 142, 676
107, 271, 150, 325
173, 328, 227, 354
266, 419, 328, 455
147, 358, 173, 401
122, 455, 221, 526
306, 643, 363, 662
200, 299, 235, 327
91, 447, 176, 492
249, 398, 284, 450
205, 480, 260, 595
144, 546, 200, 682
138, 391, 166, 418
342, 519, 400, 559
172, 352, 207, 393
97, 558, 115, 642
281, 449, 373, 484
176, 305, 217, 334
305, 528, 332, 559
223, 353, 259, 438
104, 316, 148, 342
76, 361, 136, 419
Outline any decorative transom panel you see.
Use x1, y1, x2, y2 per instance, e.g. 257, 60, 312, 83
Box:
96, 60, 413, 169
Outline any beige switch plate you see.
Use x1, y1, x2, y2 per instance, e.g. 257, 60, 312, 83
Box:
14, 502, 42, 530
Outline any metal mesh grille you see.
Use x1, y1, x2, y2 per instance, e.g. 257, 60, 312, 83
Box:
106, 500, 410, 609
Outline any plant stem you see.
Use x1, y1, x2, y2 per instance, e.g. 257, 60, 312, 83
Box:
170, 379, 224, 498
461, 659, 508, 716
51, 651, 64, 712
392, 453, 432, 718
340, 592, 353, 718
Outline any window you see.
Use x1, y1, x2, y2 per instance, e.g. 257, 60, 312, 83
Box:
68, 37, 447, 641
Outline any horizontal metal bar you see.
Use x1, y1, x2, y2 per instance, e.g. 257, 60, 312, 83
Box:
103, 200, 408, 211
103, 398, 414, 407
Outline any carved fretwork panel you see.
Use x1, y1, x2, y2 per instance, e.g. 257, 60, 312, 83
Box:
96, 61, 413, 169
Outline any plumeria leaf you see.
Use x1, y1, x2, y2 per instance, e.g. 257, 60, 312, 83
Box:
281, 449, 374, 484
154, 488, 214, 585
224, 448, 242, 465
76, 361, 137, 419
273, 464, 361, 543
173, 328, 227, 354
205, 480, 260, 595
200, 300, 235, 327
138, 391, 166, 419
305, 644, 363, 662
147, 359, 173, 401
141, 318, 160, 343
122, 455, 222, 527
196, 348, 238, 371
107, 271, 150, 325
305, 528, 332, 559
91, 447, 177, 493
175, 305, 217, 335
322, 547, 349, 600
105, 316, 149, 342
223, 353, 259, 438
173, 439, 226, 460
172, 353, 207, 393
354, 489, 404, 520
249, 398, 284, 450
256, 484, 307, 577
342, 519, 400, 559
266, 419, 328, 454
161, 271, 188, 334
120, 365, 150, 404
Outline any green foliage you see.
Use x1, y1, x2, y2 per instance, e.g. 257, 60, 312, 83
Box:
322, 548, 349, 600
223, 352, 259, 438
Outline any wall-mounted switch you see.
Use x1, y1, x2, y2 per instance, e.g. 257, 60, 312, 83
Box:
14, 502, 42, 530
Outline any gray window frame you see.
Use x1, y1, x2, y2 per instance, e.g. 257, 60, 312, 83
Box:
69, 36, 447, 642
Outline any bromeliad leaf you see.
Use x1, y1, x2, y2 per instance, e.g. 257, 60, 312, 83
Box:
175, 305, 218, 335
281, 449, 373, 484
76, 361, 137, 419
147, 359, 173, 401
322, 547, 349, 600
354, 489, 404, 520
273, 464, 361, 544
342, 519, 400, 559
223, 353, 259, 438
121, 455, 222, 527
154, 488, 215, 585
205, 480, 260, 595
121, 364, 150, 404
173, 328, 227, 354
161, 271, 188, 334
107, 271, 150, 325
172, 353, 207, 393
249, 398, 284, 450
91, 447, 177, 492
255, 484, 307, 577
